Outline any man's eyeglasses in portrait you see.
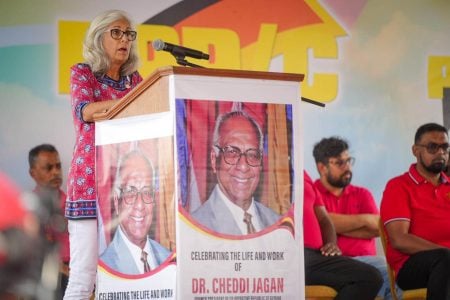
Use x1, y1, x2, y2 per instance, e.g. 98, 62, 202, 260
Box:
328, 157, 355, 169
108, 29, 137, 41
119, 186, 155, 205
215, 145, 262, 167
416, 143, 450, 154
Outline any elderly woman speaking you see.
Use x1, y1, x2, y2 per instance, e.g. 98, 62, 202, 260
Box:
64, 10, 142, 300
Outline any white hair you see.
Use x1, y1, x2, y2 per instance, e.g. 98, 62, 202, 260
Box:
83, 9, 140, 76
212, 110, 264, 156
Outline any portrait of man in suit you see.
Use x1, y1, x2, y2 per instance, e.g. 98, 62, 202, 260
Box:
100, 150, 170, 275
192, 110, 280, 235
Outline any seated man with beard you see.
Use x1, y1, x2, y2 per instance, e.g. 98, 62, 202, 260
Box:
380, 123, 450, 298
312, 136, 398, 300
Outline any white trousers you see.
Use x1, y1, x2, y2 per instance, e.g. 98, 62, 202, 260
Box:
63, 219, 98, 300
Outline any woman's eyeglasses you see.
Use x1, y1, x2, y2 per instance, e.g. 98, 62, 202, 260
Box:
107, 29, 137, 41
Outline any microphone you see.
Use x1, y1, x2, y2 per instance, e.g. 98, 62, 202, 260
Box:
152, 39, 209, 60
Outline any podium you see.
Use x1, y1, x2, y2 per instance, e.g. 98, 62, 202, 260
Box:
94, 66, 305, 299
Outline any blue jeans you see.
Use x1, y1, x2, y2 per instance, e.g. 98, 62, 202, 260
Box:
353, 255, 402, 300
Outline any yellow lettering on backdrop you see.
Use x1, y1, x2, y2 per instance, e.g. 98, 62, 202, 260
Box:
137, 24, 179, 75
243, 0, 346, 102
428, 56, 450, 99
58, 22, 180, 94
58, 21, 89, 94
297, 0, 346, 102
58, 22, 243, 93
58, 0, 346, 102
272, 26, 337, 103
182, 27, 241, 69
241, 24, 278, 72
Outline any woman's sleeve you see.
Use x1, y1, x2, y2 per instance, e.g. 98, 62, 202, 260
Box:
70, 64, 95, 123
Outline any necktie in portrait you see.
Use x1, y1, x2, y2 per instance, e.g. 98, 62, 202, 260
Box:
141, 250, 151, 273
243, 212, 256, 234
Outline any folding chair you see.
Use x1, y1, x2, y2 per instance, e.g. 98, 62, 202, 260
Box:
305, 285, 337, 300
379, 220, 427, 300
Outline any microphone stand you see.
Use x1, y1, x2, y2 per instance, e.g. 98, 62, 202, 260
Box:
175, 56, 205, 68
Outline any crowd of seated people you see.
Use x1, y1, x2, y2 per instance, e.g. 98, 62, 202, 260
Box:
305, 122, 450, 299
3, 122, 450, 300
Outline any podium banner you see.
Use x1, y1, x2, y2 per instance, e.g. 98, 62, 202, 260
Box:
95, 112, 177, 299
173, 71, 304, 300
94, 70, 304, 299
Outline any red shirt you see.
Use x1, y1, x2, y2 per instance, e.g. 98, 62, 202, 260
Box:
380, 164, 450, 274
303, 171, 325, 249
315, 180, 378, 256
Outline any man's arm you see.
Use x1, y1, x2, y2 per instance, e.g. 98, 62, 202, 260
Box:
328, 213, 380, 239
385, 220, 443, 254
314, 205, 341, 256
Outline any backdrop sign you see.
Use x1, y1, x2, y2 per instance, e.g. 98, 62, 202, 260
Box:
1, 1, 450, 297
2, 0, 450, 211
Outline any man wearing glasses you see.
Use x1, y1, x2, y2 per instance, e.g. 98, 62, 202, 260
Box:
312, 137, 397, 299
100, 150, 170, 274
192, 110, 279, 235
381, 123, 450, 297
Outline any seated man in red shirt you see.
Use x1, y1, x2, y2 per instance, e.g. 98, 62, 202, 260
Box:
312, 136, 398, 299
303, 170, 382, 299
380, 123, 450, 298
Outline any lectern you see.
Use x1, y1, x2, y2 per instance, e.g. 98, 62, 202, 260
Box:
94, 66, 305, 299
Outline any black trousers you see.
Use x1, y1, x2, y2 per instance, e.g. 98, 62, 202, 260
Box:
304, 247, 382, 300
397, 248, 450, 300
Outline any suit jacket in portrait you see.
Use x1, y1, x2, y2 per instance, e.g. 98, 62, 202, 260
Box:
100, 229, 170, 275
192, 185, 280, 235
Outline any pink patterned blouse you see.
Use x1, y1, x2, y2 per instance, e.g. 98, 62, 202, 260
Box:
65, 63, 142, 219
